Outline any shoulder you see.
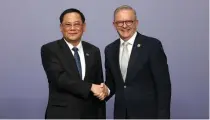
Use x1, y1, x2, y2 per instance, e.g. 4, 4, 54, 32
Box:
141, 34, 161, 44
139, 34, 163, 49
139, 34, 166, 57
40, 39, 62, 57
41, 39, 61, 50
105, 39, 120, 52
82, 41, 100, 53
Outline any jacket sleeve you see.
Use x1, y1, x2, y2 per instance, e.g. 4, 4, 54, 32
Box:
104, 47, 116, 101
149, 40, 171, 118
95, 48, 106, 118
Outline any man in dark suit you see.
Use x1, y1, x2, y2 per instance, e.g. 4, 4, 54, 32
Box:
103, 5, 171, 119
41, 8, 106, 119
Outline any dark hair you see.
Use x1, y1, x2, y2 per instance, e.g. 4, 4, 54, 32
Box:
59, 8, 85, 23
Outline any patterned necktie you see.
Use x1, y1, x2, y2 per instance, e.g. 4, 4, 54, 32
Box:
72, 47, 82, 78
120, 42, 129, 81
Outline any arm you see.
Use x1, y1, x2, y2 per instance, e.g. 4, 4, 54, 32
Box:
95, 48, 106, 119
104, 47, 116, 101
41, 45, 92, 99
94, 48, 104, 84
150, 40, 171, 118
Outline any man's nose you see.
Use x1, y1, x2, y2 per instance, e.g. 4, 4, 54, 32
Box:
122, 22, 127, 28
69, 25, 76, 30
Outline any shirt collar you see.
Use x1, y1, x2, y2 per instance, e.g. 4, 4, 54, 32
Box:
64, 39, 83, 52
120, 31, 137, 46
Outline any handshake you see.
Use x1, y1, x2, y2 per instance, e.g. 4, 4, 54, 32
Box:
91, 83, 109, 101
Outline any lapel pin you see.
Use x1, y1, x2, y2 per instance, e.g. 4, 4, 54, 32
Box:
86, 53, 89, 56
137, 44, 141, 48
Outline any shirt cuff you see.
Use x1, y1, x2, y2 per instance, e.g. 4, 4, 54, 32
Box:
107, 87, 110, 96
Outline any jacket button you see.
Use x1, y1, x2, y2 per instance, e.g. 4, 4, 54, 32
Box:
124, 86, 126, 88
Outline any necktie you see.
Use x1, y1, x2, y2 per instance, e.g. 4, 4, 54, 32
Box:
72, 47, 82, 79
120, 42, 129, 81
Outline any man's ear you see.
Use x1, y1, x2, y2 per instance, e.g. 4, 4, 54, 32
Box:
83, 23, 86, 32
113, 21, 117, 29
136, 20, 139, 26
60, 24, 63, 32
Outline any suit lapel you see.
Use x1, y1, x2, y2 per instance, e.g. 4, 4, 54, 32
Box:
58, 39, 81, 79
111, 40, 125, 82
82, 41, 92, 82
126, 33, 145, 83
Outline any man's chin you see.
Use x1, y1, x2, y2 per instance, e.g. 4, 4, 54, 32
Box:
65, 37, 81, 42
119, 34, 131, 40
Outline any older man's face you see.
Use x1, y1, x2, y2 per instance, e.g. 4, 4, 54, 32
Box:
60, 12, 86, 43
113, 9, 138, 41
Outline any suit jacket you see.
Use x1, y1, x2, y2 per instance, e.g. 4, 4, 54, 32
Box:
105, 32, 171, 119
41, 39, 105, 119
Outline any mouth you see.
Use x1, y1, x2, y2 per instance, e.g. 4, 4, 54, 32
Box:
68, 33, 78, 36
120, 28, 131, 33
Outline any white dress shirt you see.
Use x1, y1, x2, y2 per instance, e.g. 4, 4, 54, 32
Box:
64, 39, 86, 80
119, 32, 137, 66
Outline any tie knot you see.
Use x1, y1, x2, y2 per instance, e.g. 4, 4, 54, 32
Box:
72, 47, 79, 52
122, 42, 129, 46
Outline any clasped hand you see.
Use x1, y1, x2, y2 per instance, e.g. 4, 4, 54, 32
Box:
91, 83, 109, 100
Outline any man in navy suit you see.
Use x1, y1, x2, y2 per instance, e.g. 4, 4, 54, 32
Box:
103, 5, 171, 119
41, 8, 106, 119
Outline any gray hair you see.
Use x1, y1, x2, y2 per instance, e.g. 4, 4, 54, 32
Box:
114, 5, 137, 20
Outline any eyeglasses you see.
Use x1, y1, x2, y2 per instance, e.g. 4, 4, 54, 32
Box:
62, 22, 83, 29
114, 20, 135, 27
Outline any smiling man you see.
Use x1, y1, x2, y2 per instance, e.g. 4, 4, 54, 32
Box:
104, 5, 171, 119
41, 8, 106, 119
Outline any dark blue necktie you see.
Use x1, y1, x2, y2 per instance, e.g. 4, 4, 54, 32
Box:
72, 47, 82, 78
